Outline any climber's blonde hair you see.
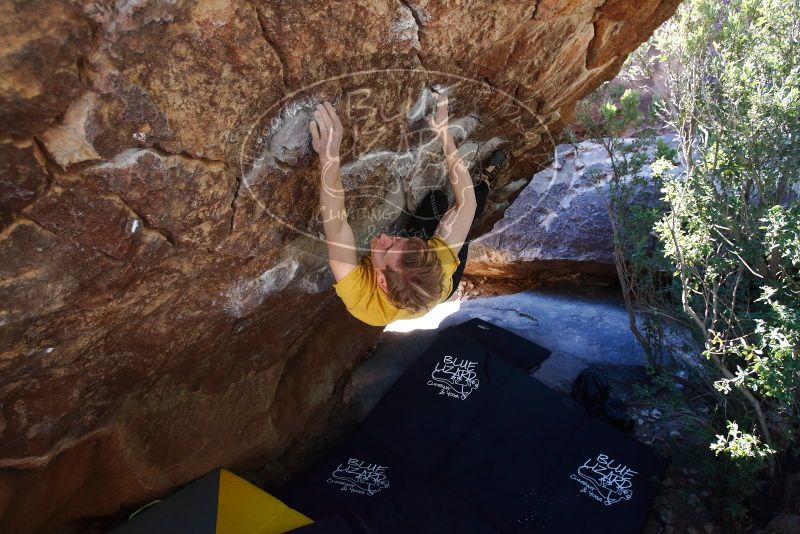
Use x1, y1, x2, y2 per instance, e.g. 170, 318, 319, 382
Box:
384, 237, 444, 312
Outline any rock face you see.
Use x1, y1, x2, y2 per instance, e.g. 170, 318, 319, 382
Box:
466, 134, 679, 281
0, 1, 680, 531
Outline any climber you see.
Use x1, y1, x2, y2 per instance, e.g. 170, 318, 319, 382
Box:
310, 94, 504, 327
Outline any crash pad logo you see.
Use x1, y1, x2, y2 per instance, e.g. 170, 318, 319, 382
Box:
570, 453, 637, 506
327, 458, 390, 496
427, 354, 480, 400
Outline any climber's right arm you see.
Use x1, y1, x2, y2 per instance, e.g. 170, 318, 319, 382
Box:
310, 101, 358, 282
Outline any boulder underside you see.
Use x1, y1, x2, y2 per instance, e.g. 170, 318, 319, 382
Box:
0, 0, 679, 531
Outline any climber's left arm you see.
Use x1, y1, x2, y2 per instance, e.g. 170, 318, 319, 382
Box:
311, 101, 358, 281
429, 93, 477, 256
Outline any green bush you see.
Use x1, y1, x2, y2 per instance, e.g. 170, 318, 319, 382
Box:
652, 0, 799, 470
576, 0, 799, 515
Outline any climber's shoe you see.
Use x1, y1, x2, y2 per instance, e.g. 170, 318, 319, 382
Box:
474, 148, 508, 189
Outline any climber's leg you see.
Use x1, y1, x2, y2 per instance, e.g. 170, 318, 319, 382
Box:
445, 148, 507, 299
446, 180, 489, 299
395, 187, 449, 240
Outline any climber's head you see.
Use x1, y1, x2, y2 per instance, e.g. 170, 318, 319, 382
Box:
371, 233, 444, 312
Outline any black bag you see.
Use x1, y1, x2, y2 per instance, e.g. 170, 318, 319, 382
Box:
569, 367, 609, 415
570, 367, 635, 431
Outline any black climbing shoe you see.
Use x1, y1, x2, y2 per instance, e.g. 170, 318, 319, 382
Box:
474, 148, 508, 189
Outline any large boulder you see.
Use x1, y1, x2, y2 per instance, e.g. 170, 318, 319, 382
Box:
0, 1, 680, 531
466, 134, 679, 281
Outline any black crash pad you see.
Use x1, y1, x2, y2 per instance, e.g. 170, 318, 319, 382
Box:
437, 366, 585, 531
277, 431, 497, 533
449, 318, 552, 372
278, 433, 406, 520
360, 328, 504, 473
517, 415, 668, 533
280, 324, 666, 534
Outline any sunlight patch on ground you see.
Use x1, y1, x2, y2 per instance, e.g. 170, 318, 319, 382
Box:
383, 299, 463, 333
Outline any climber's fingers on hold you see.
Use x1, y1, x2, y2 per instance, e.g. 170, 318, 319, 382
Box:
309, 120, 321, 149
313, 111, 325, 136
426, 108, 436, 125
323, 101, 342, 132
435, 96, 448, 116
315, 105, 333, 133
430, 91, 447, 108
426, 92, 448, 132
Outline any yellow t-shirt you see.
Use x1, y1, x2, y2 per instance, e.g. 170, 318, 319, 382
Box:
333, 236, 460, 326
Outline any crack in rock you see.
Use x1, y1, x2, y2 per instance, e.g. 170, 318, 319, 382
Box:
251, 1, 292, 89
398, 0, 429, 68
390, 2, 421, 51
108, 192, 176, 246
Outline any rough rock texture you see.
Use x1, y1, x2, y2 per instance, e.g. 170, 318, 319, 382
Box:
466, 134, 679, 280
0, 1, 679, 531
